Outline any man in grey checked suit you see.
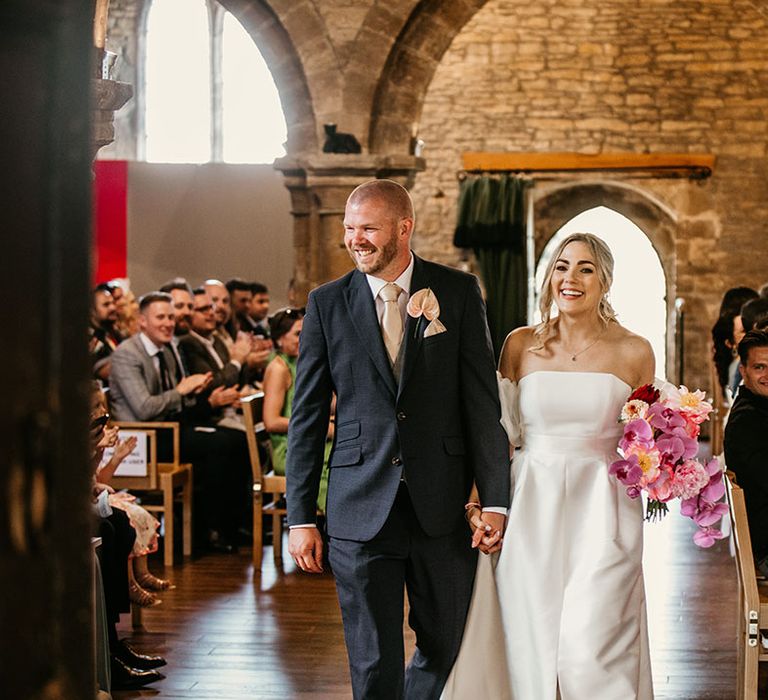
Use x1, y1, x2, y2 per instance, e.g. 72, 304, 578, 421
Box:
287, 180, 510, 699
109, 292, 245, 552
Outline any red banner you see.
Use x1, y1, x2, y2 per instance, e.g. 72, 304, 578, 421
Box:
92, 159, 128, 284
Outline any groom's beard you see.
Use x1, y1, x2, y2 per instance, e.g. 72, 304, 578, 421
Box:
347, 234, 399, 275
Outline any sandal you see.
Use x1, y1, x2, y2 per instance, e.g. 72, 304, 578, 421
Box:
129, 582, 162, 607
136, 572, 175, 592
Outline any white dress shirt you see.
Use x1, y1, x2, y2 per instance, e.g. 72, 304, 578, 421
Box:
139, 332, 169, 385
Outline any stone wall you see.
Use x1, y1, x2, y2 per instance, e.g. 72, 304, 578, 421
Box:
410, 0, 768, 392
99, 0, 768, 394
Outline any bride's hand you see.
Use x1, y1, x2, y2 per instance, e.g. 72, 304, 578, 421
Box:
466, 505, 504, 554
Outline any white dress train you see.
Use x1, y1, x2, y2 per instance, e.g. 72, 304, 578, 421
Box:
443, 371, 653, 700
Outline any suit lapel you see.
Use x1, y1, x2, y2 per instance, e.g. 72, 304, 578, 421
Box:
344, 271, 397, 397
398, 255, 428, 395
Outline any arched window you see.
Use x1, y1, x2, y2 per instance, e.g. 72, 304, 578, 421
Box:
143, 0, 287, 164
535, 206, 667, 373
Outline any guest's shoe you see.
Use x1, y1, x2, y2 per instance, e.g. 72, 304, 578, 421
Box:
136, 571, 175, 591
110, 655, 165, 690
129, 581, 162, 607
115, 639, 167, 670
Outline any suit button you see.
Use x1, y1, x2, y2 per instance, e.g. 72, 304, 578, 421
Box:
397, 411, 406, 421
391, 457, 402, 466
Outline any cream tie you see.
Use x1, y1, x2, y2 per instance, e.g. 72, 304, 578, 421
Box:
379, 283, 403, 364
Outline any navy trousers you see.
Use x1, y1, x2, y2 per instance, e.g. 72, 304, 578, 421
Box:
329, 483, 477, 700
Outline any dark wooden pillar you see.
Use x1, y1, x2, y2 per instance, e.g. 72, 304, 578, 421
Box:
1, 2, 95, 698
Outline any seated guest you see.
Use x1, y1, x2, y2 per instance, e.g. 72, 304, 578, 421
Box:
725, 329, 768, 577
204, 278, 236, 345
712, 287, 759, 400
741, 296, 768, 334
248, 281, 271, 337
91, 283, 124, 382
91, 385, 173, 606
89, 396, 166, 690
226, 277, 256, 333
108, 292, 245, 552
263, 308, 332, 510
223, 278, 272, 382
112, 281, 140, 338
180, 287, 252, 390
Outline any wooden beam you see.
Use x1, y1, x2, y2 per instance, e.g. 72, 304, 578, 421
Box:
462, 152, 715, 177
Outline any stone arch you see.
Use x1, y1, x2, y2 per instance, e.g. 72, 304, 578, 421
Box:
369, 0, 491, 153
219, 0, 324, 152
533, 181, 679, 376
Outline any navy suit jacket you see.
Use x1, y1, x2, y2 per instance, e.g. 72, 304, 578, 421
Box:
286, 254, 510, 541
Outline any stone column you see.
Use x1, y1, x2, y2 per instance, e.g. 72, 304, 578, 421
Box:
91, 78, 133, 161
274, 153, 425, 302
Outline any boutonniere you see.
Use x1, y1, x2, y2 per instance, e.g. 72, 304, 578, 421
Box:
407, 288, 447, 338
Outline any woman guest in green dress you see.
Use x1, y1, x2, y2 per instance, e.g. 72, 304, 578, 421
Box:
263, 308, 333, 511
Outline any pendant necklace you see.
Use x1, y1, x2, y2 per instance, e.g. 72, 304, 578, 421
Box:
567, 329, 606, 362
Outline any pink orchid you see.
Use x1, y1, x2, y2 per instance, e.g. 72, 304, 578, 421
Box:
609, 455, 643, 487
693, 526, 726, 548
619, 418, 654, 452
647, 403, 686, 432
680, 497, 729, 527
656, 428, 698, 464
700, 459, 726, 502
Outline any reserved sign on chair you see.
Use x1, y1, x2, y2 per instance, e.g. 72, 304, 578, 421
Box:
104, 430, 149, 477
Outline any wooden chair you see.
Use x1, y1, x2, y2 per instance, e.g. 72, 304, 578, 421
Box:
241, 393, 287, 569
725, 472, 768, 698
110, 421, 193, 568
710, 352, 727, 456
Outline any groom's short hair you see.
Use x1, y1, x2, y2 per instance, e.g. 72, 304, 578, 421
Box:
347, 179, 414, 222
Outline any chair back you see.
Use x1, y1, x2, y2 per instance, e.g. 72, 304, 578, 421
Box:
710, 350, 726, 455
727, 473, 761, 619
241, 392, 269, 488
106, 425, 159, 490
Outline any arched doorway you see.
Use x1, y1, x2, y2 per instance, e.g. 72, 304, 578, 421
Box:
535, 206, 668, 374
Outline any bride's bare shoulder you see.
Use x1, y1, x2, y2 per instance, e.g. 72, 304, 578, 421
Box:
609, 323, 655, 383
498, 326, 537, 380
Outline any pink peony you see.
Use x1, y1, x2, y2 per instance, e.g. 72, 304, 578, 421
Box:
670, 459, 709, 499
646, 467, 675, 502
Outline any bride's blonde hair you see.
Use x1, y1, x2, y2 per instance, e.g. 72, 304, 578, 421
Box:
531, 232, 617, 352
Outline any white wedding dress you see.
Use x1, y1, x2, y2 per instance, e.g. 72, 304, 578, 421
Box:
442, 371, 653, 700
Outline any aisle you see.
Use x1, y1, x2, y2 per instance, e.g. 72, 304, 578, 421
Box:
115, 508, 738, 699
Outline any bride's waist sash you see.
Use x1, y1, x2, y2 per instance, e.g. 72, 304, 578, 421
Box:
521, 433, 620, 457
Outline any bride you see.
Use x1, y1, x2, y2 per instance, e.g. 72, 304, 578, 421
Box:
443, 232, 655, 699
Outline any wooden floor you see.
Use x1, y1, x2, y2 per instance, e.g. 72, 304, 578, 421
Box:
116, 504, 743, 700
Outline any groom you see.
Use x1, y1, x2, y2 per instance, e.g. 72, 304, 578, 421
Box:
287, 179, 510, 699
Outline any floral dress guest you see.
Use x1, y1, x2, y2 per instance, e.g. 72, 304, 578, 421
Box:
263, 308, 333, 511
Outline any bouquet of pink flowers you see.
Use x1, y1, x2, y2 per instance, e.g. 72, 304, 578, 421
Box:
609, 382, 728, 547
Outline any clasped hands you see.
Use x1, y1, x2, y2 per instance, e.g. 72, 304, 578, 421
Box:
466, 505, 505, 555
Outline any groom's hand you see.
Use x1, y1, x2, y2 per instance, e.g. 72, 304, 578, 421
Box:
470, 511, 506, 555
288, 527, 324, 573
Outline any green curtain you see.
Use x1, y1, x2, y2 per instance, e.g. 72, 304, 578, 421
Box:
454, 175, 530, 358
